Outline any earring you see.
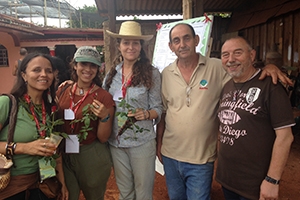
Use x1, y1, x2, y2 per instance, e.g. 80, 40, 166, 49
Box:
119, 55, 123, 62
47, 89, 52, 103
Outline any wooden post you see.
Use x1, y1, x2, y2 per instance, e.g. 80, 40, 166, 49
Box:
182, 0, 192, 20
103, 21, 113, 74
105, 0, 117, 72
193, 0, 204, 17
108, 0, 116, 32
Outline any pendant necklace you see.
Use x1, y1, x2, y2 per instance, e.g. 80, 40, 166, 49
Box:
79, 87, 84, 95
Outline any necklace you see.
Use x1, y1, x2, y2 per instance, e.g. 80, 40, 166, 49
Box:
121, 68, 133, 98
79, 87, 84, 95
23, 94, 47, 138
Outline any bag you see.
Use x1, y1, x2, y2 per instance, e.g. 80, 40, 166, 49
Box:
0, 154, 13, 191
0, 94, 18, 191
39, 177, 62, 199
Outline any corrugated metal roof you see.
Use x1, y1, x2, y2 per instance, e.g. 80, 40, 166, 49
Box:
228, 0, 300, 31
0, 0, 76, 19
95, 0, 261, 16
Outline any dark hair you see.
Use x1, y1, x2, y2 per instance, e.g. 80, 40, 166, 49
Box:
20, 48, 27, 56
70, 60, 102, 87
104, 39, 154, 90
169, 23, 196, 43
11, 53, 57, 113
52, 56, 71, 89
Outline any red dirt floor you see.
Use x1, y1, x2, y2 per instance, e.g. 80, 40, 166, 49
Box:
79, 134, 300, 200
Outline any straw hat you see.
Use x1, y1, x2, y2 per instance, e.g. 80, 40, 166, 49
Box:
106, 21, 153, 41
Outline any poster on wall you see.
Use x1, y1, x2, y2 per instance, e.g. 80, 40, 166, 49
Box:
152, 15, 214, 72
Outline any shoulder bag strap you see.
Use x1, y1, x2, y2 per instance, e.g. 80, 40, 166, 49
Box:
5, 94, 17, 144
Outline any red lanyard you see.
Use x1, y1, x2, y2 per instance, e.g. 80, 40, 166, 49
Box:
24, 94, 46, 138
70, 83, 94, 115
122, 68, 132, 98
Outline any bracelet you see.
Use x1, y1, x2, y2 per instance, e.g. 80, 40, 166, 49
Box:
146, 110, 151, 120
143, 110, 147, 120
100, 114, 110, 122
265, 175, 280, 185
6, 142, 17, 156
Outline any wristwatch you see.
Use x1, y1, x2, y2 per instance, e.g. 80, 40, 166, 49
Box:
265, 175, 280, 185
100, 114, 110, 122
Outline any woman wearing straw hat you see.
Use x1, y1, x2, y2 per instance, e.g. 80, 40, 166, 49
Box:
104, 21, 163, 200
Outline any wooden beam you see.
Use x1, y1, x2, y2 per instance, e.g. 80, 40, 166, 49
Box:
107, 0, 116, 32
193, 0, 204, 17
182, 0, 192, 20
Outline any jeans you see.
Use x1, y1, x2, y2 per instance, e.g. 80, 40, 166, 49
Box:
222, 187, 250, 200
162, 155, 214, 200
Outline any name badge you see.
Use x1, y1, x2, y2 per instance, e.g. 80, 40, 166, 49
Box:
64, 109, 75, 120
65, 135, 80, 153
113, 90, 123, 102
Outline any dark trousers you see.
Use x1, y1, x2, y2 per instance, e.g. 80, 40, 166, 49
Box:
222, 186, 250, 200
5, 188, 51, 200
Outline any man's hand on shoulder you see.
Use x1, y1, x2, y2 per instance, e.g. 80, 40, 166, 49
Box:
259, 64, 293, 86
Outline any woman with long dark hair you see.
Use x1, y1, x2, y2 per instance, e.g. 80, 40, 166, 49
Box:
0, 53, 68, 199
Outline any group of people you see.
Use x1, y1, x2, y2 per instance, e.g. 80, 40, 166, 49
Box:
0, 20, 294, 200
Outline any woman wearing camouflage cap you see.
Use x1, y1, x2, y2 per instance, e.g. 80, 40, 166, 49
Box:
56, 46, 115, 200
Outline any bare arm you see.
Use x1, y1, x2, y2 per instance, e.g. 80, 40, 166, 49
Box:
259, 64, 293, 86
9, 139, 56, 157
259, 127, 294, 200
156, 113, 166, 163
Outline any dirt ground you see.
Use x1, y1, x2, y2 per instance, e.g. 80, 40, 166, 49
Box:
80, 134, 300, 200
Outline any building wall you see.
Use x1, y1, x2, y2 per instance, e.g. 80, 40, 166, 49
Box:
0, 32, 19, 93
239, 10, 300, 74
0, 31, 104, 93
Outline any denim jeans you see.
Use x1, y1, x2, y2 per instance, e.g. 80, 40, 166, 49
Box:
162, 155, 214, 200
222, 187, 250, 200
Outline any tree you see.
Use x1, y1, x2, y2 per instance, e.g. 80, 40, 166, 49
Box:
67, 5, 107, 28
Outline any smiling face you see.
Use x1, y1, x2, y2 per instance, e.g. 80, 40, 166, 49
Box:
221, 37, 256, 82
118, 39, 142, 62
21, 56, 54, 94
74, 62, 98, 86
168, 24, 199, 60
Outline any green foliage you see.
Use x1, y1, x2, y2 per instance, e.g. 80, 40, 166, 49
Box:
66, 5, 104, 28
79, 5, 97, 13
70, 104, 97, 142
116, 98, 149, 141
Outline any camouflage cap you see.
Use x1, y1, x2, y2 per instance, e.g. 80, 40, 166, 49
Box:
74, 46, 101, 67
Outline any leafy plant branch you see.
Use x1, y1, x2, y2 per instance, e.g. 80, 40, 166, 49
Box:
70, 104, 97, 142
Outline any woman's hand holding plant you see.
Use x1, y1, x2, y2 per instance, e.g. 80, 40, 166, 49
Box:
91, 99, 110, 120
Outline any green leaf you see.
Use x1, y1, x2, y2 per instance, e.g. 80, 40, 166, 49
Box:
50, 158, 57, 168
60, 132, 69, 139
84, 118, 90, 127
82, 104, 90, 113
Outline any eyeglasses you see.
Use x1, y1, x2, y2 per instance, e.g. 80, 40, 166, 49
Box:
186, 86, 192, 107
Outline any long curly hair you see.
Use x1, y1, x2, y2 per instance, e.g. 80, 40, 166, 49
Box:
104, 39, 154, 90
